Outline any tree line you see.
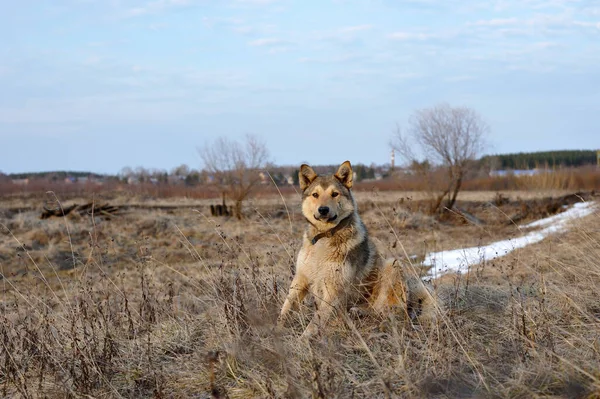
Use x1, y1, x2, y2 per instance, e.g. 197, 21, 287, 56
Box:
481, 150, 597, 170
8, 171, 109, 180
7, 151, 597, 185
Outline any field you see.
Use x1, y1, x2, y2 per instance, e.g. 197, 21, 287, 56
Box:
0, 188, 599, 398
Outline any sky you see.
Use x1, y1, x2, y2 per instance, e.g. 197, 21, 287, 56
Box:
1, 0, 599, 174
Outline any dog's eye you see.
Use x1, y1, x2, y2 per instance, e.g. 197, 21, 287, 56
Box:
331, 192, 339, 198
312, 193, 319, 198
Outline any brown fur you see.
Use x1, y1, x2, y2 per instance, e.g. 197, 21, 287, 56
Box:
278, 161, 436, 338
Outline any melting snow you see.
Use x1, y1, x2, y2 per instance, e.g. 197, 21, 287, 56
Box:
423, 201, 596, 277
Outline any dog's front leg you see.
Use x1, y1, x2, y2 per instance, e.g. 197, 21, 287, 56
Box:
278, 274, 309, 326
301, 284, 343, 338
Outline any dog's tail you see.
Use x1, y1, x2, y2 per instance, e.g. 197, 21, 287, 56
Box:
370, 258, 407, 313
373, 258, 439, 322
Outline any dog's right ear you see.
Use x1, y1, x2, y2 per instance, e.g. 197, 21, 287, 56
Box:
335, 160, 353, 189
299, 164, 318, 191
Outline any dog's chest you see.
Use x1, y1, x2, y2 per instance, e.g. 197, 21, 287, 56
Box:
297, 235, 373, 281
299, 237, 332, 263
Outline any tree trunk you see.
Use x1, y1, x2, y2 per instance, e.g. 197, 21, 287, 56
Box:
234, 200, 243, 220
446, 175, 463, 210
430, 189, 449, 214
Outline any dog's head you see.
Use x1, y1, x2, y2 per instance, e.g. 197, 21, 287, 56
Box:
299, 161, 355, 230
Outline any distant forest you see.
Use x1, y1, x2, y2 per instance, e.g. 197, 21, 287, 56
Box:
482, 150, 598, 170
8, 171, 108, 180
4, 150, 598, 181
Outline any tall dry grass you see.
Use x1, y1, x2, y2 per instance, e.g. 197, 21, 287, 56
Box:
0, 193, 599, 398
463, 166, 600, 191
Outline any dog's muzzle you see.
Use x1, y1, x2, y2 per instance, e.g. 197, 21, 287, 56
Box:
318, 206, 329, 216
314, 212, 338, 222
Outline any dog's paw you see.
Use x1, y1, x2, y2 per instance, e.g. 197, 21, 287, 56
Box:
349, 306, 369, 318
300, 324, 319, 340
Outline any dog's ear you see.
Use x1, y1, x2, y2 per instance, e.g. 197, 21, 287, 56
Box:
299, 164, 318, 191
334, 161, 353, 189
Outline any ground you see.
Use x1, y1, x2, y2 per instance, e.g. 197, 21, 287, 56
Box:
0, 189, 598, 398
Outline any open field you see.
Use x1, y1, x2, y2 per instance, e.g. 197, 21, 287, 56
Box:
1, 189, 599, 398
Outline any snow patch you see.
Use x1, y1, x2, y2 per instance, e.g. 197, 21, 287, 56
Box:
423, 201, 596, 277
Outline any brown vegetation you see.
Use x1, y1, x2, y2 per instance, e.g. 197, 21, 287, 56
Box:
2, 166, 598, 208
0, 188, 599, 398
362, 166, 600, 195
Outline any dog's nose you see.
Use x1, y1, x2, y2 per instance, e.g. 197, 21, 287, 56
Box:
318, 206, 329, 216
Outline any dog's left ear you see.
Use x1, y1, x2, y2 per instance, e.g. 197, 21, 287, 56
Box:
334, 161, 353, 189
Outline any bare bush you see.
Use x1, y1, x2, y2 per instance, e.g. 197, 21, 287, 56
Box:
392, 103, 489, 213
199, 134, 270, 219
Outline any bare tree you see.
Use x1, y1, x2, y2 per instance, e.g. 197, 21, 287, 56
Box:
199, 134, 270, 219
391, 103, 489, 213
171, 164, 190, 178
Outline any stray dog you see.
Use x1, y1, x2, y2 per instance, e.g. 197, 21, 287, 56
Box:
278, 161, 436, 337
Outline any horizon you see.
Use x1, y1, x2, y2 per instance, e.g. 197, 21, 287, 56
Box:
4, 147, 598, 177
2, 1, 599, 175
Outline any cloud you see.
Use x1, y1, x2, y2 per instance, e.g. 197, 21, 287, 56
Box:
297, 53, 369, 64
201, 16, 278, 37
582, 5, 600, 16
124, 0, 192, 17
232, 24, 277, 35
388, 31, 441, 41
149, 23, 169, 31
337, 24, 373, 33
248, 38, 290, 47
201, 16, 244, 29
233, 0, 280, 5
304, 25, 374, 50
248, 38, 292, 53
521, 0, 581, 10
445, 75, 476, 82
83, 55, 103, 66
229, 0, 284, 9
470, 17, 519, 27
469, 12, 600, 35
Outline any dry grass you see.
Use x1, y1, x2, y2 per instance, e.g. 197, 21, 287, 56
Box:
464, 166, 600, 191
0, 189, 599, 398
3, 165, 599, 202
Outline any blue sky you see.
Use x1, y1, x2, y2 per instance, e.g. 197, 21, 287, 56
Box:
1, 0, 599, 174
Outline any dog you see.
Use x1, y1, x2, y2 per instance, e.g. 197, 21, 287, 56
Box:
278, 161, 436, 338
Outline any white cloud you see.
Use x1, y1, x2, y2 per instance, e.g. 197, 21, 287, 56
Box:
201, 16, 244, 29
531, 41, 562, 49
231, 23, 277, 36
445, 75, 476, 82
267, 46, 290, 54
297, 53, 368, 64
149, 22, 169, 31
234, 0, 280, 4
248, 37, 292, 53
306, 24, 374, 47
248, 38, 290, 46
582, 6, 600, 16
468, 13, 600, 36
470, 17, 519, 27
83, 55, 103, 66
124, 0, 191, 17
337, 24, 373, 33
388, 31, 439, 41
